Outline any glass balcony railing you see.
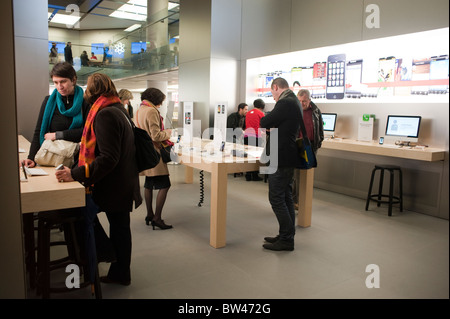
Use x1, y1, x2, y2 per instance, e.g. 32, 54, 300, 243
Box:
49, 9, 179, 86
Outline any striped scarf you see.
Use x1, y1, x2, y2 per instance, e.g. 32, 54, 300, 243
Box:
78, 95, 121, 166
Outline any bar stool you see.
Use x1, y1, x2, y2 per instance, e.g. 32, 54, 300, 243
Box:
365, 165, 403, 216
35, 209, 102, 299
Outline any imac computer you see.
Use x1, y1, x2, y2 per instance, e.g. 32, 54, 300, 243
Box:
385, 115, 421, 145
322, 113, 337, 138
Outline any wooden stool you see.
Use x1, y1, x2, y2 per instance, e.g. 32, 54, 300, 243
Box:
365, 165, 403, 216
35, 209, 102, 299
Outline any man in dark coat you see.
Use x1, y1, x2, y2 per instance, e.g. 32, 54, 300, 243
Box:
64, 42, 73, 65
260, 77, 302, 251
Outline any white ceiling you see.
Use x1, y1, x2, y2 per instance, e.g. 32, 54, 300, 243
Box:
48, 0, 180, 89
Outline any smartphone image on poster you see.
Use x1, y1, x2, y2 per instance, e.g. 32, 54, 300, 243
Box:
429, 55, 449, 94
411, 57, 431, 95
345, 59, 363, 98
378, 56, 396, 96
326, 54, 346, 99
312, 62, 327, 99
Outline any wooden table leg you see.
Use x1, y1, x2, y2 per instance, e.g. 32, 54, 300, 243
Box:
23, 213, 36, 289
185, 166, 193, 184
297, 168, 314, 227
210, 164, 227, 248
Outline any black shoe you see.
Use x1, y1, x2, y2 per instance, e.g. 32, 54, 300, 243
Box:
245, 174, 252, 181
151, 220, 173, 230
264, 235, 279, 243
252, 175, 263, 181
145, 216, 152, 226
100, 276, 131, 286
263, 240, 294, 251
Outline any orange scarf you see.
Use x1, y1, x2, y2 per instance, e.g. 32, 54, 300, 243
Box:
78, 95, 121, 166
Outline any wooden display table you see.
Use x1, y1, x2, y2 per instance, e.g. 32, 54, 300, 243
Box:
18, 135, 85, 213
177, 140, 262, 248
18, 135, 85, 292
321, 138, 445, 162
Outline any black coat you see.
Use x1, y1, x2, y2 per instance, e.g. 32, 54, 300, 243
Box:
71, 103, 142, 213
260, 91, 302, 168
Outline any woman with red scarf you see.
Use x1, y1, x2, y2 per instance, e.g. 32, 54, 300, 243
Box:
56, 73, 142, 286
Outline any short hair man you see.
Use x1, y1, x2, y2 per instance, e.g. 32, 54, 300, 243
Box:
259, 77, 302, 251
226, 103, 248, 142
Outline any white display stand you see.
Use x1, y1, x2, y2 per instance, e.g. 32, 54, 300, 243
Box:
357, 116, 374, 142
182, 101, 194, 143
213, 102, 227, 150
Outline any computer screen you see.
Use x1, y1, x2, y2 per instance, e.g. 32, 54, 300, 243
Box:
322, 113, 337, 132
385, 115, 421, 139
91, 43, 104, 55
48, 41, 65, 53
131, 42, 147, 54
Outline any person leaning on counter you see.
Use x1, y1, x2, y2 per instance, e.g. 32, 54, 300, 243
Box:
56, 73, 142, 286
22, 62, 90, 168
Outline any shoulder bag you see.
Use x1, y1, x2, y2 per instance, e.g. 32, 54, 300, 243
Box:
35, 139, 79, 167
123, 110, 160, 172
296, 114, 317, 170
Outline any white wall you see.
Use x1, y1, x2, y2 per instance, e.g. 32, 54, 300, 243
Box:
235, 0, 449, 218
178, 0, 449, 218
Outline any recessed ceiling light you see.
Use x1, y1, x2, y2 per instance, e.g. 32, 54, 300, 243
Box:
48, 12, 81, 26
110, 0, 179, 22
124, 24, 142, 32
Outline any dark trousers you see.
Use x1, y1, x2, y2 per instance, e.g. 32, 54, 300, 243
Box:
105, 210, 132, 282
267, 167, 296, 242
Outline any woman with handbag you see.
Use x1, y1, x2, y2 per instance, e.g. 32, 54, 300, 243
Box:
22, 62, 90, 168
136, 87, 174, 230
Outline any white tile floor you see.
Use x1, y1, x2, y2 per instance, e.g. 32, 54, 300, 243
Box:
28, 164, 449, 299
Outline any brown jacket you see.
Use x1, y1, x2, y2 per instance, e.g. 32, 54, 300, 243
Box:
136, 103, 171, 177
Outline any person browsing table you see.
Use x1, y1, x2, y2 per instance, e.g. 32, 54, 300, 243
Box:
56, 73, 142, 286
259, 77, 302, 251
22, 62, 90, 168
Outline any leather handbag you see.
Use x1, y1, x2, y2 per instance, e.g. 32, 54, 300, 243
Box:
296, 113, 317, 170
35, 139, 79, 167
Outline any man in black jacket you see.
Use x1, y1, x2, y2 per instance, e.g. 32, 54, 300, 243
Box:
64, 42, 73, 65
260, 77, 302, 251
226, 102, 248, 143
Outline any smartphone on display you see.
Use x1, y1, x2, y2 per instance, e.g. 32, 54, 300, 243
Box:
379, 137, 384, 145
177, 135, 181, 143
326, 54, 346, 99
220, 141, 225, 152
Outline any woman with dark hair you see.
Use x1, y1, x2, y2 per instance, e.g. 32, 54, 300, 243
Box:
136, 87, 173, 230
23, 62, 90, 168
56, 73, 142, 286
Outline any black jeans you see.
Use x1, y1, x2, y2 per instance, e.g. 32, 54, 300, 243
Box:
267, 166, 296, 242
105, 210, 132, 282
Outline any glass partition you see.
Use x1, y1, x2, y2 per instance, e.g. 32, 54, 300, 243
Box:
49, 9, 179, 86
